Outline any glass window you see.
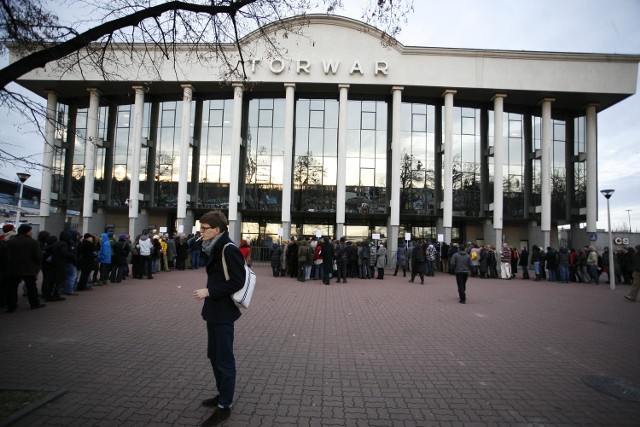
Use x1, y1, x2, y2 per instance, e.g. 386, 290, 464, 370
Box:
310, 110, 324, 128
362, 112, 376, 130
259, 109, 273, 127
412, 113, 426, 132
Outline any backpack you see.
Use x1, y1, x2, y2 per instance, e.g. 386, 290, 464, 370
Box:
221, 243, 257, 309
471, 251, 478, 261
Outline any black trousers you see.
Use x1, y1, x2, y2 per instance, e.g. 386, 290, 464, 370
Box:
456, 272, 469, 302
6, 275, 40, 311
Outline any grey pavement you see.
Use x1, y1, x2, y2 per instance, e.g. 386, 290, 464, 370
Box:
1, 266, 639, 426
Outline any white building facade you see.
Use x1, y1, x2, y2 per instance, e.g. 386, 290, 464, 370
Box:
12, 15, 640, 256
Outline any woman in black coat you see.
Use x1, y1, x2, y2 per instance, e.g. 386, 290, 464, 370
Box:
175, 236, 188, 271
45, 231, 75, 301
519, 247, 530, 279
320, 237, 334, 285
269, 243, 282, 277
77, 234, 97, 290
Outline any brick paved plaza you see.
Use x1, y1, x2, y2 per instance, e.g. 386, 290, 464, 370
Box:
1, 266, 639, 426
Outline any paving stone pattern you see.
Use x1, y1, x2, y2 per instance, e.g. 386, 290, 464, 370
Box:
1, 266, 639, 426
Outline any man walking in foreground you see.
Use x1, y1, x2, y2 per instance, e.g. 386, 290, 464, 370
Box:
450, 244, 472, 304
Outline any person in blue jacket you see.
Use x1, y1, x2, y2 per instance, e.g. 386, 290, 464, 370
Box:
97, 232, 111, 285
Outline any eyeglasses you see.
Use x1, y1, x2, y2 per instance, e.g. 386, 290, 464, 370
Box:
200, 226, 213, 231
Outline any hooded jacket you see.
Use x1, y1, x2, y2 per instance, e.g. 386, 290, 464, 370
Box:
137, 234, 153, 256
98, 233, 112, 264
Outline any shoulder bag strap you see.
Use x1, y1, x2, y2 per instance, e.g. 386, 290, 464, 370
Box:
221, 242, 234, 281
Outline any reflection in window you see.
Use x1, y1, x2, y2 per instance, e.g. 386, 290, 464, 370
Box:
453, 108, 481, 216
293, 99, 339, 213
400, 103, 435, 215
345, 100, 387, 214
245, 98, 285, 211
571, 116, 587, 219
530, 116, 568, 219
198, 99, 233, 209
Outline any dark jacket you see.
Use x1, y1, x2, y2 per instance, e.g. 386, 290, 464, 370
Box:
48, 231, 76, 282
519, 249, 529, 267
270, 244, 282, 267
411, 243, 425, 269
320, 240, 334, 273
451, 250, 472, 273
531, 246, 541, 263
175, 238, 188, 260
8, 233, 42, 276
201, 231, 244, 324
78, 238, 97, 271
112, 238, 129, 266
0, 239, 10, 278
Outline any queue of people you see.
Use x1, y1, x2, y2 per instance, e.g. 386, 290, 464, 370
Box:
269, 236, 390, 284
0, 225, 222, 313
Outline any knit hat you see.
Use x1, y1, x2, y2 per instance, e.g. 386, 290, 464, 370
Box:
17, 224, 32, 235
119, 233, 127, 240
2, 224, 15, 233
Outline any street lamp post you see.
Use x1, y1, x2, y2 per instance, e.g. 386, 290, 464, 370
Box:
626, 209, 632, 233
601, 189, 615, 290
15, 172, 31, 226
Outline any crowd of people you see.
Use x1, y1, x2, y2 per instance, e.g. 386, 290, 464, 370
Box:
265, 236, 639, 299
268, 236, 390, 285
2, 220, 638, 312
0, 223, 225, 312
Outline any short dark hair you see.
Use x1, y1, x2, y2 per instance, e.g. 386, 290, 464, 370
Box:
199, 210, 228, 231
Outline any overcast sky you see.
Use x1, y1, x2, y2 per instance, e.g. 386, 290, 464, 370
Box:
1, 0, 639, 231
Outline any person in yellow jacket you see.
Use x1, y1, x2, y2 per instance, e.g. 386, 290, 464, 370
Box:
159, 237, 169, 272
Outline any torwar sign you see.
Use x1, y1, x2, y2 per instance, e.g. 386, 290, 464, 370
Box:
248, 58, 389, 76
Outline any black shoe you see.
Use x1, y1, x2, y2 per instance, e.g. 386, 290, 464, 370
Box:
31, 303, 46, 309
201, 396, 220, 408
459, 300, 466, 304
201, 407, 231, 426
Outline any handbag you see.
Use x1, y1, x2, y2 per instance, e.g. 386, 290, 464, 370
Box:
222, 243, 257, 309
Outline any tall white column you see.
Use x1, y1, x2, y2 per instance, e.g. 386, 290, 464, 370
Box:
177, 84, 194, 230
585, 104, 598, 233
82, 88, 100, 233
228, 84, 244, 241
442, 90, 457, 243
128, 86, 146, 238
336, 84, 349, 238
40, 91, 57, 229
389, 86, 404, 256
540, 98, 555, 249
282, 83, 296, 238
492, 94, 507, 246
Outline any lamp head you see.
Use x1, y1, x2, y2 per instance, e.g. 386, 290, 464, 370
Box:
600, 189, 615, 199
16, 172, 31, 183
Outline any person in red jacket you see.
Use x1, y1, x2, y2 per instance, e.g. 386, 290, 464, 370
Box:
238, 239, 252, 266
